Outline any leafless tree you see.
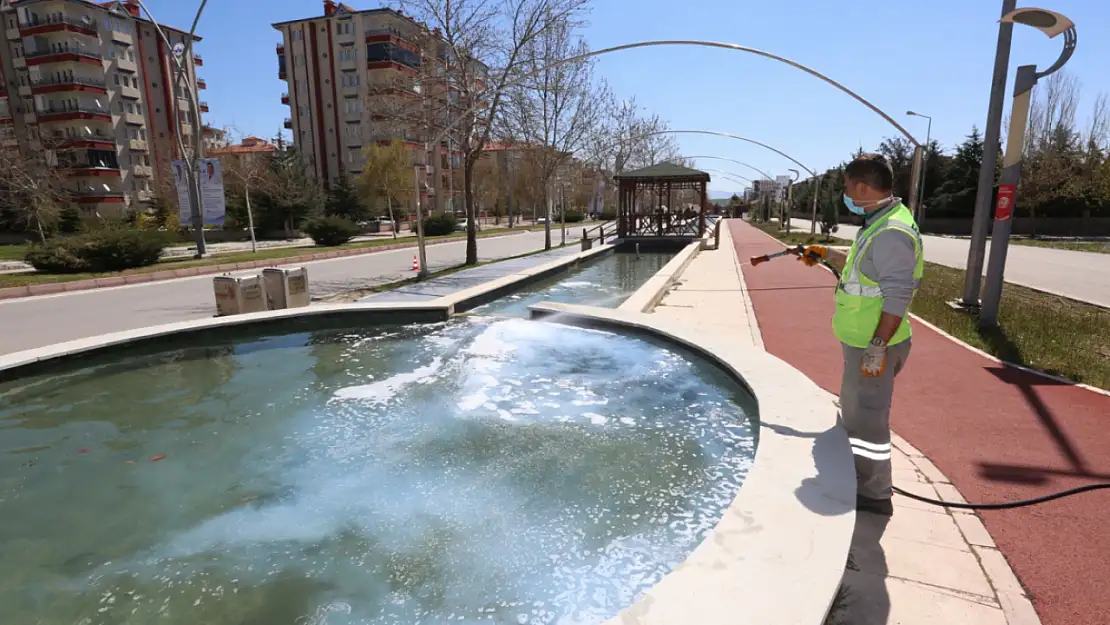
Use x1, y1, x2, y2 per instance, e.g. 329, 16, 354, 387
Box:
395, 0, 591, 265
501, 11, 603, 248
0, 144, 72, 242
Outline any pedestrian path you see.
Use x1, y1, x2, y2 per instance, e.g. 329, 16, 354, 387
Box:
730, 218, 1110, 625
358, 246, 579, 303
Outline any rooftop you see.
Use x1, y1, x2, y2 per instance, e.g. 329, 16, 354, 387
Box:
613, 162, 712, 182
7, 0, 203, 40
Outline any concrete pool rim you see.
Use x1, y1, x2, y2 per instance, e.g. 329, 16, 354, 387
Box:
0, 277, 855, 625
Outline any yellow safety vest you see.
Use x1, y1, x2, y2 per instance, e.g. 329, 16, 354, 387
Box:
832, 203, 924, 348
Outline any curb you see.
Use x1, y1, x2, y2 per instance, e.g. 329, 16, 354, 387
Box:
890, 433, 1043, 625
0, 229, 542, 302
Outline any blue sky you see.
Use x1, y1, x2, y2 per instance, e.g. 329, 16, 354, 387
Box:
150, 0, 1110, 196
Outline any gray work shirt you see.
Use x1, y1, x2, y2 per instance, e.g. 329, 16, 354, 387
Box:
855, 203, 918, 318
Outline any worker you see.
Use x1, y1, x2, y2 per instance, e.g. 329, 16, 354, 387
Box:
799, 153, 924, 517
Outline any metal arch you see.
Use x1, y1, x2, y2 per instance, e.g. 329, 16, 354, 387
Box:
700, 168, 753, 186
431, 39, 921, 148
657, 130, 816, 176
681, 155, 775, 183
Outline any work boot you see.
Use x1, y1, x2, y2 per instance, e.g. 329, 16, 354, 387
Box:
856, 495, 894, 517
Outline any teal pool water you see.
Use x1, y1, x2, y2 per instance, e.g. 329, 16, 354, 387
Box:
476, 251, 676, 315
0, 318, 755, 625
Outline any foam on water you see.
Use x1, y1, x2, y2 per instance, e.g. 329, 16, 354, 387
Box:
0, 317, 756, 625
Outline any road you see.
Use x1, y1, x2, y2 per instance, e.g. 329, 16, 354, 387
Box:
0, 228, 586, 355
787, 218, 1110, 308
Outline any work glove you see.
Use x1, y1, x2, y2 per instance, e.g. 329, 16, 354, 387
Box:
797, 245, 827, 267
861, 342, 887, 377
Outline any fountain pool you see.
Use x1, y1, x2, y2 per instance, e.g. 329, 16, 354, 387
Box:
0, 316, 756, 625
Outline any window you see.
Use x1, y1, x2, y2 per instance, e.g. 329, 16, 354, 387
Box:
114, 73, 120, 86
345, 124, 359, 139
337, 21, 353, 36
127, 50, 134, 61
347, 148, 360, 163
339, 48, 355, 62
136, 103, 142, 115
127, 102, 134, 114
341, 73, 359, 88
139, 128, 146, 140
117, 100, 124, 112
344, 99, 362, 114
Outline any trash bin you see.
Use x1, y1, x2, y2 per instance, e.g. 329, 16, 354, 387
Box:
262, 266, 310, 310
213, 274, 269, 316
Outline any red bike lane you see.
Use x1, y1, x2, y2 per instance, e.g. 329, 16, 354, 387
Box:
730, 219, 1110, 625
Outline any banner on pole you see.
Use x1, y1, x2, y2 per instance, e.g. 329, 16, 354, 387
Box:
199, 158, 226, 226
173, 158, 227, 227
995, 184, 1015, 221
172, 160, 191, 226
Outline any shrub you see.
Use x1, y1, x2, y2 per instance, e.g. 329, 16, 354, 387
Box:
563, 210, 585, 223
25, 228, 171, 274
303, 215, 360, 246
422, 212, 458, 237
598, 208, 617, 221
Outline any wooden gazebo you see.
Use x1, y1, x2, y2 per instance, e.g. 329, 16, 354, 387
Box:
613, 162, 711, 239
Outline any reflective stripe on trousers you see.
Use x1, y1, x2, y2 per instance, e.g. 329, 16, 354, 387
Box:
839, 340, 912, 500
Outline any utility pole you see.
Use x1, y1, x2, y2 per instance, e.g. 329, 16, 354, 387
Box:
956, 0, 1017, 309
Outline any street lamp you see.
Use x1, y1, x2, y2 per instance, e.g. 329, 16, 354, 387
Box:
979, 7, 1077, 328
785, 168, 800, 234
906, 110, 932, 221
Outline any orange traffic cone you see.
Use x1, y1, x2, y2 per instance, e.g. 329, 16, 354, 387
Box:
412, 254, 420, 271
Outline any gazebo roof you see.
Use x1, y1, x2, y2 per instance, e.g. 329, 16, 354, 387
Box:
613, 162, 711, 182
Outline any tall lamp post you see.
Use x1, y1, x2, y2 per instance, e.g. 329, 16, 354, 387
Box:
785, 168, 800, 234
979, 7, 1077, 328
906, 110, 932, 221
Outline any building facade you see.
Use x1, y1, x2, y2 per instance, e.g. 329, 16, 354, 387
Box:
0, 0, 207, 219
273, 0, 471, 213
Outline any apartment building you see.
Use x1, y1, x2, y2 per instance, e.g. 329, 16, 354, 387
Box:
0, 0, 207, 219
273, 0, 476, 213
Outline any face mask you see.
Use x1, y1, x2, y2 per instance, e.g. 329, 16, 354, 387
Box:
842, 194, 893, 216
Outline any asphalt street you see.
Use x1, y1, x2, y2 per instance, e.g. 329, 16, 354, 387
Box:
0, 227, 584, 354
787, 218, 1110, 308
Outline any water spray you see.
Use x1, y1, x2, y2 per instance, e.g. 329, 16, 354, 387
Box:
752, 246, 1110, 510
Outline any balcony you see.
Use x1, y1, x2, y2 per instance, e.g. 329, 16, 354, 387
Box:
110, 28, 132, 45
124, 111, 145, 126
132, 164, 153, 177
128, 139, 147, 151
283, 118, 293, 129
276, 43, 284, 54
37, 105, 112, 123
19, 14, 99, 38
6, 25, 19, 41
25, 48, 103, 67
53, 138, 116, 151
115, 56, 137, 73
281, 92, 289, 105
12, 55, 25, 69
64, 165, 122, 178
365, 27, 419, 53
31, 75, 108, 95
197, 78, 207, 90
193, 54, 204, 66
73, 189, 126, 203
119, 83, 141, 100
199, 101, 209, 113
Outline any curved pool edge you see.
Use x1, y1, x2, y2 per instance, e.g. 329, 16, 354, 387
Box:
0, 297, 856, 625
528, 301, 855, 625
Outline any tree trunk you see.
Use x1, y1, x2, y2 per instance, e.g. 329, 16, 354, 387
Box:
544, 185, 552, 250
464, 158, 478, 265
387, 196, 398, 239
35, 215, 47, 244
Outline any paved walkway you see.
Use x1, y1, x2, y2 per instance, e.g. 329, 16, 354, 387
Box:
787, 217, 1110, 308
730, 218, 1110, 625
359, 246, 578, 303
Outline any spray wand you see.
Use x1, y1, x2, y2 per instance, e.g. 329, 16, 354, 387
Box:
749, 243, 1110, 510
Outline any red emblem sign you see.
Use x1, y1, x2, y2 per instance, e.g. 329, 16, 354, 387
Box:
996, 184, 1016, 221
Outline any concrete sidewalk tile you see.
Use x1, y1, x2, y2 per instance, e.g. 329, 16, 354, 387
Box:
974, 546, 1027, 596
891, 450, 917, 472
952, 512, 996, 548
891, 432, 925, 457
933, 483, 968, 505
882, 506, 969, 551
998, 591, 1042, 625
852, 533, 994, 597
910, 455, 950, 484
837, 570, 1006, 625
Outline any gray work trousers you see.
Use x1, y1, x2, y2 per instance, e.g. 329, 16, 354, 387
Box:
840, 340, 911, 500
